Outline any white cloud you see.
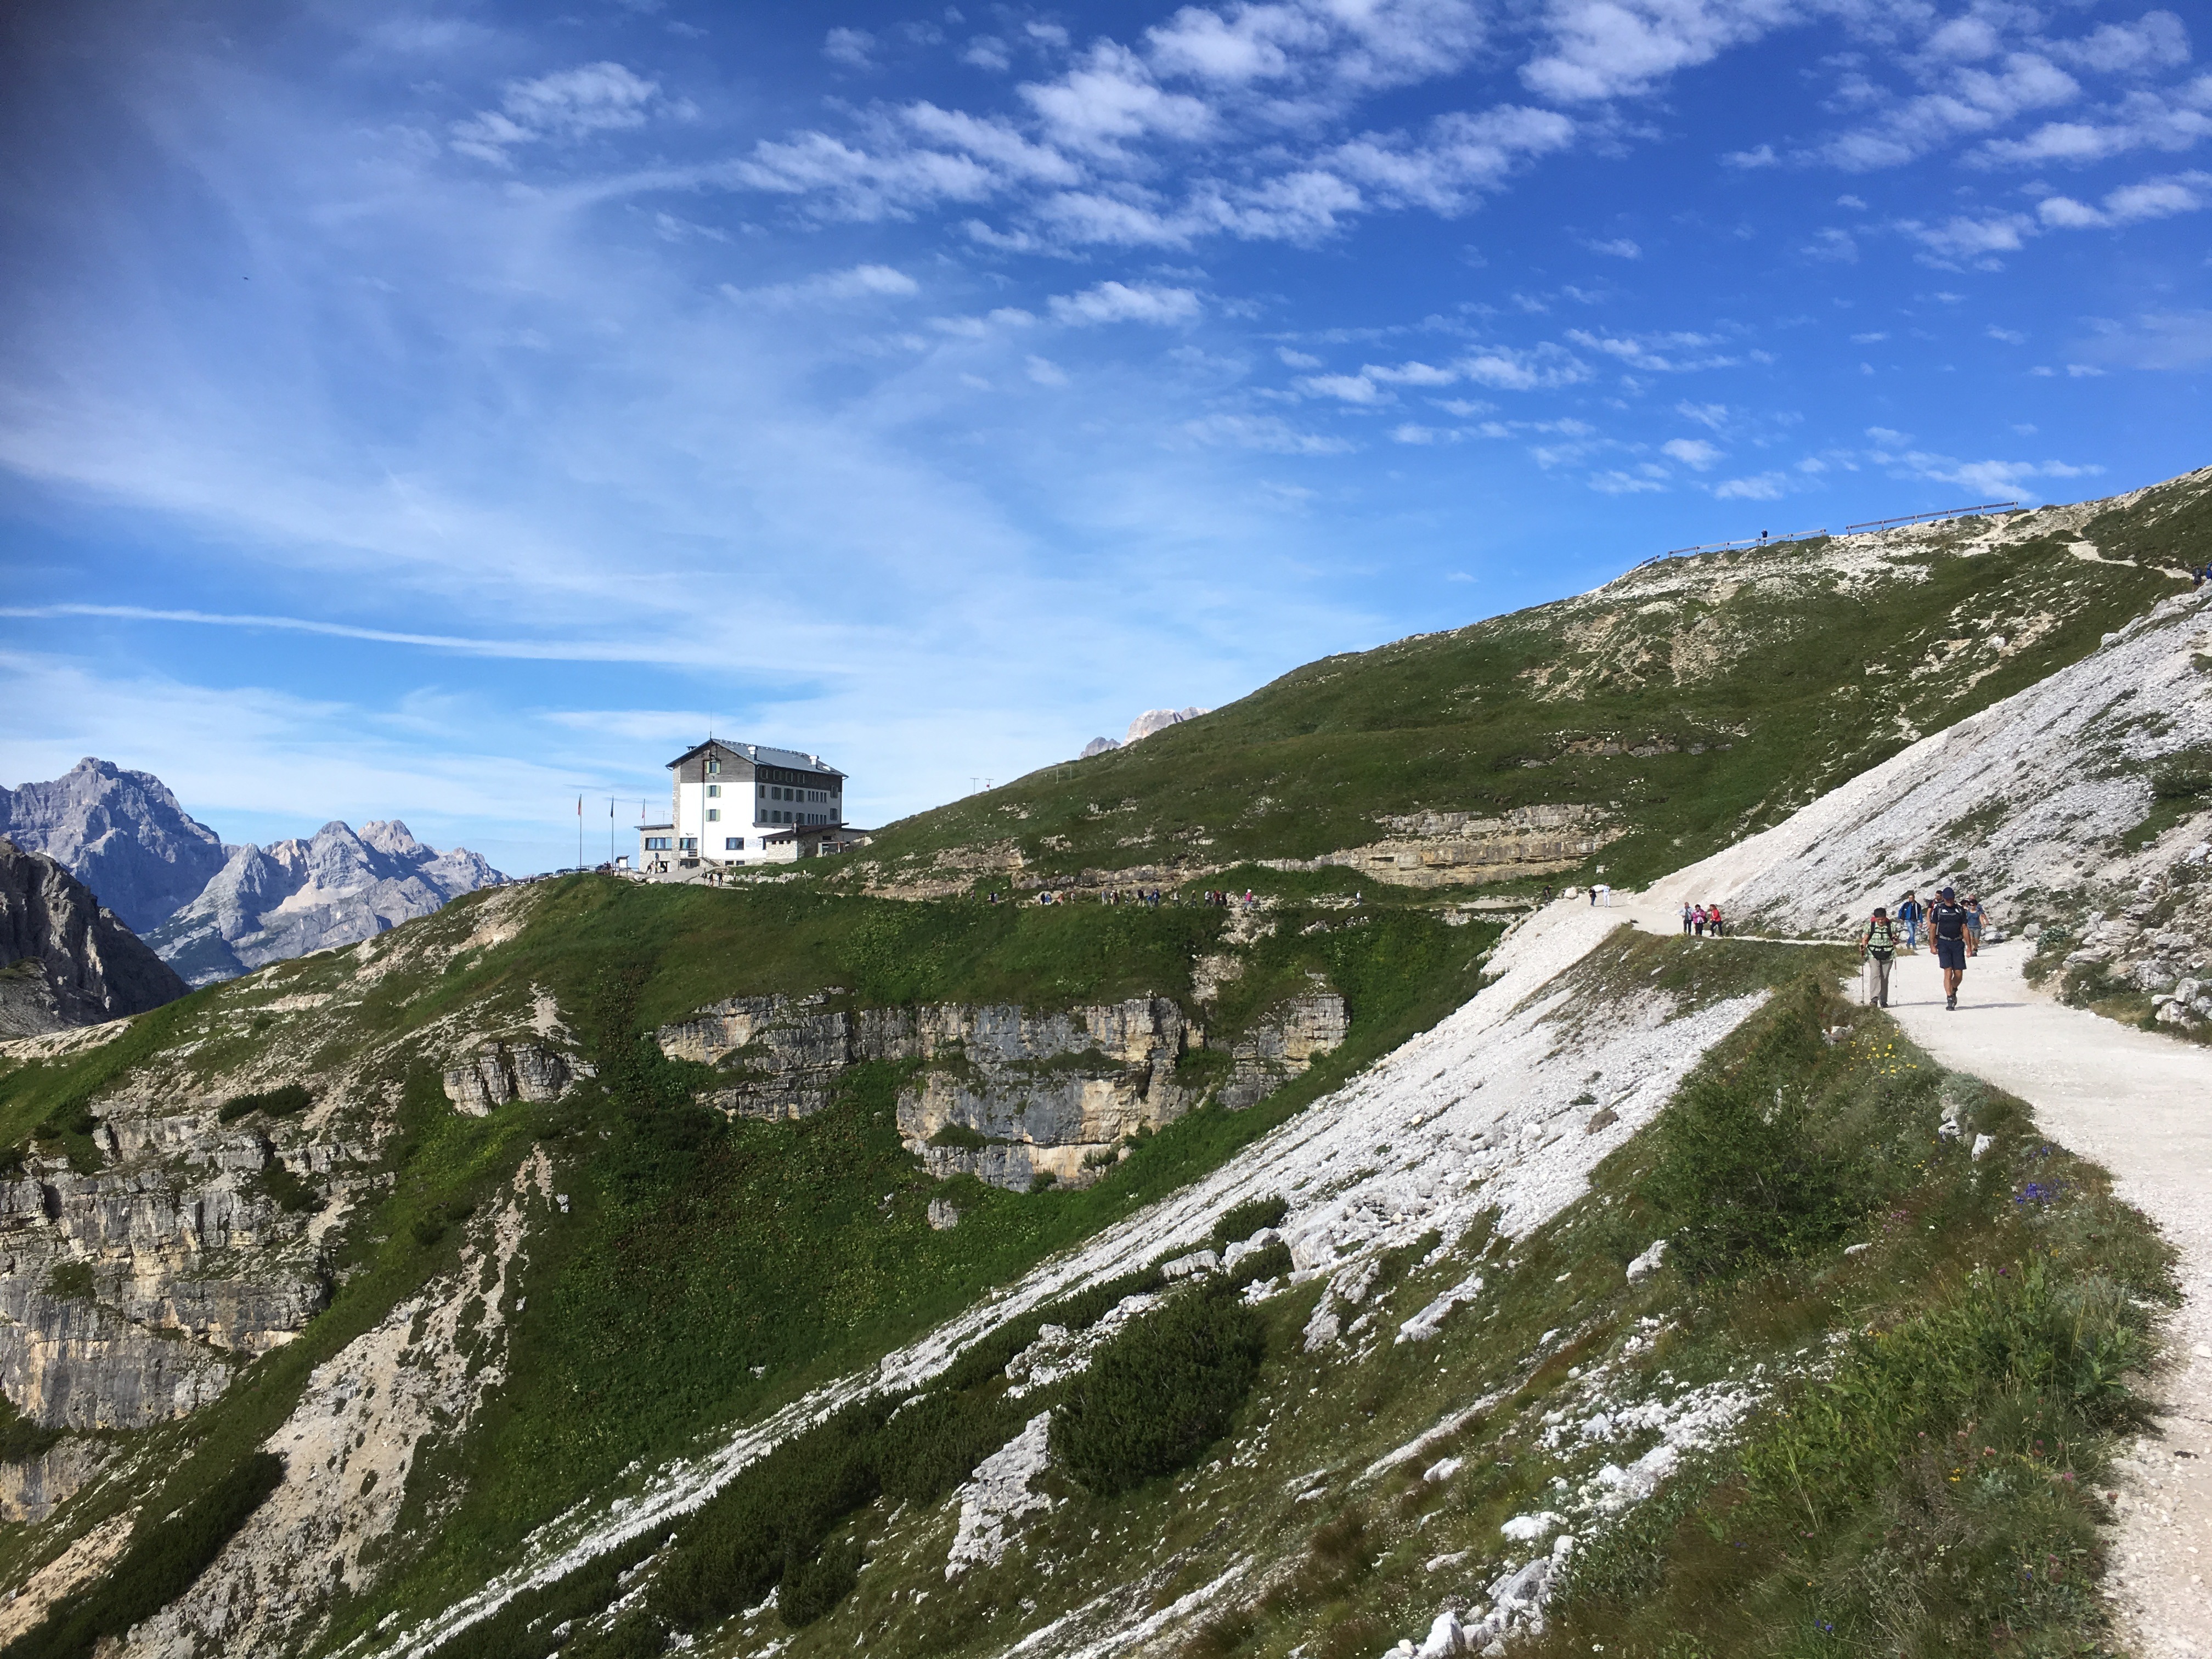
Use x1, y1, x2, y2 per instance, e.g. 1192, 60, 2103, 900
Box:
1586, 236, 1642, 257
1522, 0, 1796, 104
1565, 328, 1736, 371
1986, 325, 2027, 343
2074, 308, 2212, 368
1180, 413, 1355, 453
1277, 347, 1323, 368
1391, 422, 1452, 443
452, 62, 661, 163
1025, 355, 1070, 386
2038, 168, 2211, 225
963, 35, 1011, 71
1364, 359, 1458, 385
1048, 280, 1203, 325
1457, 342, 1590, 390
1299, 372, 1389, 403
1804, 226, 1859, 261
1712, 471, 1788, 499
723, 264, 919, 306
1676, 400, 1729, 428
1898, 211, 2035, 259
1662, 437, 1723, 469
1021, 41, 1216, 156
2042, 12, 2191, 75
1588, 469, 1667, 494
1725, 143, 1779, 168
1814, 52, 2083, 172
823, 27, 876, 69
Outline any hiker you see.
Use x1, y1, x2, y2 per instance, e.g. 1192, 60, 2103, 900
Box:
1708, 903, 1725, 938
1928, 886, 1973, 1009
1588, 885, 1597, 906
1681, 902, 1694, 935
1691, 904, 1707, 935
1858, 905, 1898, 1006
1895, 890, 1923, 953
1965, 893, 1985, 953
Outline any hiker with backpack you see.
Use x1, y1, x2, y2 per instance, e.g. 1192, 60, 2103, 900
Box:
1859, 906, 1898, 1006
1928, 887, 1973, 1009
1895, 890, 1923, 953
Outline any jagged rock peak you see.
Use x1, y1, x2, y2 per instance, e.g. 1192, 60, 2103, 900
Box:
147, 816, 506, 988
0, 838, 188, 1036
1125, 706, 1209, 744
0, 758, 228, 933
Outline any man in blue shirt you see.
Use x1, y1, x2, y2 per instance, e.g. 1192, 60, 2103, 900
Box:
1895, 890, 1923, 952
1927, 887, 1973, 1009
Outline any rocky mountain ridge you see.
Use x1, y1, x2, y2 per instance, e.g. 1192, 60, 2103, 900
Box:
0, 840, 187, 1037
3, 760, 507, 988
0, 760, 227, 935
146, 817, 505, 988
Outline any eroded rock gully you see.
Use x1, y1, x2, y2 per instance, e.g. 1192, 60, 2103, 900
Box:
657, 989, 1346, 1189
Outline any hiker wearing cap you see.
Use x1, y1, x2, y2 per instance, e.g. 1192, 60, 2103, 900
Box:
1858, 906, 1898, 1007
1927, 886, 1973, 1009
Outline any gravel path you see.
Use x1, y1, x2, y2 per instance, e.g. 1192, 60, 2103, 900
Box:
1881, 939, 2212, 1658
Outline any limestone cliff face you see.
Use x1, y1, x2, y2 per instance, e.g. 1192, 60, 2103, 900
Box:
441, 1040, 582, 1116
147, 819, 506, 988
0, 1089, 362, 1517
657, 989, 1344, 1190
1261, 804, 1618, 889
0, 759, 229, 934
0, 839, 188, 1037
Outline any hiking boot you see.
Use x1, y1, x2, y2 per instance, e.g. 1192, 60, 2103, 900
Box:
1945, 994, 1956, 1010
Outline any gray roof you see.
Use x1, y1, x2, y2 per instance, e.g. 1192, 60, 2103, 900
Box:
666, 738, 845, 778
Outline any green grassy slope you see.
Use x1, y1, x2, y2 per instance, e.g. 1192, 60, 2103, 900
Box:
843, 472, 2210, 894
0, 876, 1499, 1656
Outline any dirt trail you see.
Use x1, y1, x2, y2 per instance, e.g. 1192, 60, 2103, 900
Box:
1602, 894, 2211, 1655
1881, 939, 2212, 1658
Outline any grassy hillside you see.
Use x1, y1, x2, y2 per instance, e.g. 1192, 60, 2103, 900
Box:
0, 876, 1498, 1656
842, 471, 2209, 896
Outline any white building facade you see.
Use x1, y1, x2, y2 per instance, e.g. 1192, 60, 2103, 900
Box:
639, 739, 850, 872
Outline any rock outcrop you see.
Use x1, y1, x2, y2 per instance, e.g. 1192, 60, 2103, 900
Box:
658, 989, 1345, 1189
1125, 706, 1208, 744
0, 759, 228, 934
0, 840, 188, 1036
147, 819, 505, 986
441, 1040, 582, 1115
1261, 803, 1618, 889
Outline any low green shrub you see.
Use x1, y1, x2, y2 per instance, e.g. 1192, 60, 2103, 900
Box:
253, 1161, 323, 1215
0, 1395, 61, 1465
1226, 1240, 1294, 1289
2, 1451, 284, 1659
1051, 1287, 1266, 1496
871, 1389, 1026, 1504
215, 1083, 312, 1124
447, 1526, 671, 1659
1636, 977, 1869, 1279
928, 1122, 989, 1149
1210, 1194, 1289, 1250
43, 1262, 93, 1301
779, 1537, 861, 1628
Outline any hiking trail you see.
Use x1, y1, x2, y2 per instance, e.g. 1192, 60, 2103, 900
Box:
1584, 890, 2212, 1656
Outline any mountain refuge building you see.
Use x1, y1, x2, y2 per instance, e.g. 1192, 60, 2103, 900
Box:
637, 738, 856, 873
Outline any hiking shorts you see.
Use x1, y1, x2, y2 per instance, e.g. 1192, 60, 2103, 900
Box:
1936, 937, 1968, 971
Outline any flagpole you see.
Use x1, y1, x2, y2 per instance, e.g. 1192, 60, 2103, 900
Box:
577, 794, 583, 871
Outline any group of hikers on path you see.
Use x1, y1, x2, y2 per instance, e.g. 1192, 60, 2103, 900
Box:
1858, 885, 1989, 1009
1678, 902, 1726, 936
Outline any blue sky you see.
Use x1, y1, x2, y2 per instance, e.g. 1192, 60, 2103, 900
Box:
1, 0, 2205, 875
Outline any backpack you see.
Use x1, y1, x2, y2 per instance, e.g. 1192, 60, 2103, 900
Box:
1865, 918, 1896, 958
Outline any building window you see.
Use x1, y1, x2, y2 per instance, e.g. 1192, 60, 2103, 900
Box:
758, 784, 766, 798
679, 837, 697, 851
708, 758, 721, 774
725, 836, 743, 850
707, 809, 720, 822
645, 836, 671, 851
707, 783, 720, 798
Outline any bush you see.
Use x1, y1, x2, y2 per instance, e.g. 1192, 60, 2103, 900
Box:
253, 1162, 324, 1215
1636, 979, 1866, 1279
780, 1538, 861, 1628
1209, 1194, 1288, 1251
928, 1122, 988, 1149
1051, 1288, 1265, 1496
216, 1083, 312, 1124
4, 1452, 284, 1659
872, 1390, 1025, 1504
650, 1398, 888, 1634
2149, 747, 2212, 802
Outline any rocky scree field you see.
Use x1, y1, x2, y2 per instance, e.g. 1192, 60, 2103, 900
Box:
0, 871, 1495, 1658
834, 469, 2209, 904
